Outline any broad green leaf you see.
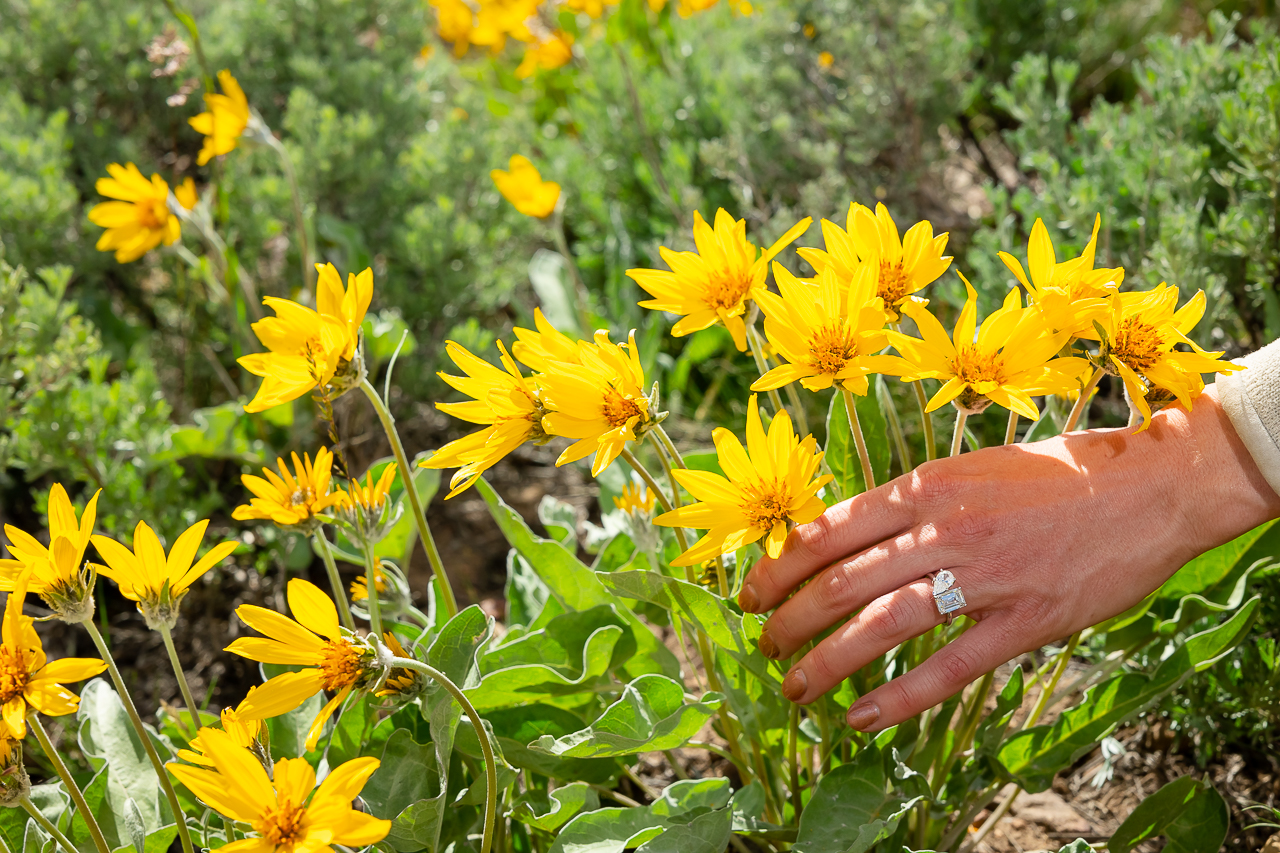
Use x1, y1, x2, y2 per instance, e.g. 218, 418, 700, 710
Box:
467, 624, 623, 712
506, 551, 552, 629
363, 729, 440, 820
1154, 556, 1274, 636
1057, 842, 1094, 853
385, 798, 447, 853
261, 664, 324, 759
428, 604, 494, 688
1000, 599, 1259, 791
69, 768, 116, 850
651, 778, 732, 814
533, 675, 723, 757
0, 784, 63, 852
76, 680, 172, 833
1156, 521, 1274, 601
551, 807, 666, 853
551, 779, 732, 853
539, 494, 580, 546
598, 570, 776, 684
1108, 776, 1228, 853
730, 782, 783, 833
794, 744, 919, 853
455, 704, 622, 784
635, 808, 732, 853
482, 604, 636, 675
825, 389, 890, 502
327, 693, 376, 766
513, 782, 600, 832
529, 248, 584, 339
975, 667, 1024, 754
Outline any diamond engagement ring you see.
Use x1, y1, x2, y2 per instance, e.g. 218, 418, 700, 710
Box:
931, 570, 966, 625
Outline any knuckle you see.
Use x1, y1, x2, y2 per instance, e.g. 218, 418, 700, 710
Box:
939, 509, 994, 547
908, 464, 959, 511
794, 510, 840, 562
859, 596, 905, 644
805, 643, 841, 684
936, 645, 977, 688
819, 562, 861, 612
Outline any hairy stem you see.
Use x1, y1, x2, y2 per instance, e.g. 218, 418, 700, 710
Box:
360, 379, 458, 618
912, 381, 937, 461
29, 715, 111, 853
1004, 410, 1019, 446
81, 623, 195, 853
360, 542, 385, 639
314, 531, 356, 631
879, 377, 912, 473
950, 410, 969, 457
1064, 367, 1104, 433
158, 623, 204, 736
841, 388, 876, 491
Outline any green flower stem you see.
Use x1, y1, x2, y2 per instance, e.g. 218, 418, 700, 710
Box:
263, 134, 313, 294
646, 433, 683, 513
1064, 367, 1105, 433
360, 542, 384, 639
28, 715, 110, 853
1004, 410, 1019, 446
911, 381, 937, 461
314, 531, 355, 632
80, 622, 195, 853
19, 795, 78, 853
652, 424, 687, 471
879, 377, 912, 473
841, 388, 876, 491
359, 378, 459, 618
386, 654, 497, 853
157, 624, 204, 737
950, 410, 968, 457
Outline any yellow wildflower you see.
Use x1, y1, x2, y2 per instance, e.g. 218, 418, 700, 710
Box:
176, 691, 264, 767
432, 0, 476, 55
563, 0, 616, 17
655, 395, 830, 564
538, 330, 653, 477
87, 163, 181, 263
492, 155, 561, 218
1082, 284, 1241, 429
998, 215, 1123, 335
516, 31, 574, 79
817, 51, 834, 69
168, 728, 390, 852
627, 209, 812, 352
887, 278, 1090, 419
0, 573, 106, 738
226, 579, 373, 751
752, 263, 898, 395
613, 482, 656, 516
512, 307, 583, 373
350, 566, 385, 602
797, 203, 951, 322
91, 519, 237, 629
422, 341, 547, 498
470, 0, 539, 51
175, 177, 199, 210
188, 70, 251, 166
343, 463, 397, 515
315, 263, 374, 357
0, 484, 99, 596
233, 449, 347, 528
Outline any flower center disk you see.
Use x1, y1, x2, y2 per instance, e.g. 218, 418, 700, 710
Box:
877, 260, 911, 308
742, 484, 791, 530
809, 323, 857, 375
1111, 317, 1162, 373
705, 269, 751, 311
0, 648, 29, 705
259, 799, 307, 848
319, 640, 364, 692
602, 388, 643, 428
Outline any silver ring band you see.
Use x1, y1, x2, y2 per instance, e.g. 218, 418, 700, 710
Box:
931, 570, 966, 626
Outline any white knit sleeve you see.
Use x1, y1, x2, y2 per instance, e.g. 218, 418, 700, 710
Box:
1217, 340, 1280, 498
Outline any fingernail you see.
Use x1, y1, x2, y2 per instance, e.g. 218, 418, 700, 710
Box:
739, 584, 760, 613
847, 702, 880, 731
782, 668, 807, 701
758, 629, 780, 660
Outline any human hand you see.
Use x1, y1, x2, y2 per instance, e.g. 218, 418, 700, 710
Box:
738, 385, 1280, 732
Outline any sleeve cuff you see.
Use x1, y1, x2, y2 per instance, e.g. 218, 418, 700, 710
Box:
1218, 342, 1280, 499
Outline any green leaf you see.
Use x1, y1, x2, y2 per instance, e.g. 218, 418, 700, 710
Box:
539, 494, 580, 547
551, 780, 732, 853
76, 680, 173, 834
1156, 521, 1274, 601
467, 624, 623, 712
999, 599, 1260, 791
532, 675, 723, 757
635, 808, 733, 853
261, 664, 324, 759
483, 604, 636, 675
506, 551, 552, 629
385, 798, 447, 853
1108, 776, 1229, 853
428, 604, 494, 688
975, 667, 1024, 754
363, 728, 439, 819
327, 694, 376, 766
513, 782, 600, 832
529, 249, 584, 340
456, 703, 622, 784
794, 743, 919, 853
551, 807, 666, 853
825, 389, 890, 501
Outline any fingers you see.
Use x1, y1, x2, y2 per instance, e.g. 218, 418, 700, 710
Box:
740, 479, 915, 614
778, 579, 943, 702
758, 528, 957, 660
842, 618, 1015, 733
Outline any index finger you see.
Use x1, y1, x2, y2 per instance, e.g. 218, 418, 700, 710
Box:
739, 476, 915, 614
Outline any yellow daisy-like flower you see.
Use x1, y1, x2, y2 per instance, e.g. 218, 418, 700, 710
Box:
176, 691, 264, 767
516, 31, 573, 79
168, 728, 390, 853
350, 566, 385, 603
796, 202, 951, 322
0, 573, 106, 738
422, 341, 547, 498
87, 163, 181, 264
512, 308, 584, 373
233, 449, 347, 528
886, 278, 1090, 419
626, 209, 812, 352
0, 484, 100, 599
538, 330, 653, 477
226, 579, 373, 751
188, 70, 251, 166
655, 395, 830, 565
492, 155, 560, 219
343, 463, 397, 515
998, 215, 1123, 336
1082, 284, 1242, 429
91, 519, 237, 629
613, 482, 656, 516
470, 0, 539, 51
237, 264, 372, 413
752, 263, 898, 395
562, 0, 616, 17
